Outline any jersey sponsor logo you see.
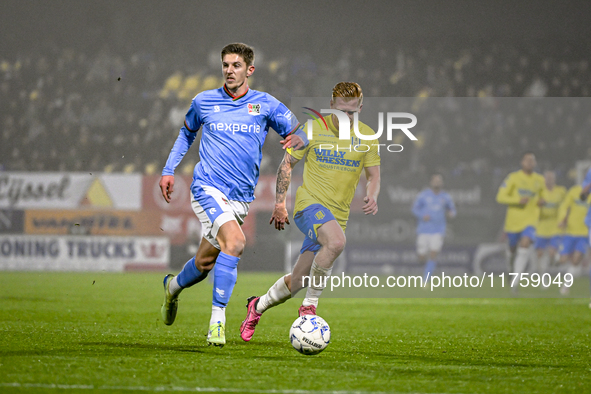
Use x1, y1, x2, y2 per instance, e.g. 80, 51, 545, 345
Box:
247, 103, 261, 115
210, 122, 261, 134
517, 188, 536, 197
313, 149, 361, 168
214, 105, 220, 112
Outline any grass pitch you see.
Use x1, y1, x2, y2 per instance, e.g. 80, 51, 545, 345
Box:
1, 272, 590, 394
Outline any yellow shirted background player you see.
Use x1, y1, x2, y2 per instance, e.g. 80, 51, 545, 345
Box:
534, 171, 566, 275
240, 82, 381, 342
290, 111, 380, 231
556, 183, 591, 295
496, 152, 545, 291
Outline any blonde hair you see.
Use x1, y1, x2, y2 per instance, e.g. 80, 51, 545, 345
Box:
331, 82, 363, 105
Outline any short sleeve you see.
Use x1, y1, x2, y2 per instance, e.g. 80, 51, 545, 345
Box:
364, 140, 381, 168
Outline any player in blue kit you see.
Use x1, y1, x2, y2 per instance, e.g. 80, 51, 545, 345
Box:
158, 43, 307, 347
579, 167, 591, 307
412, 174, 457, 283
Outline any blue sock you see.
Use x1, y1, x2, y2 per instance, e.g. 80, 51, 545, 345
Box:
176, 257, 208, 288
212, 252, 240, 308
424, 260, 436, 282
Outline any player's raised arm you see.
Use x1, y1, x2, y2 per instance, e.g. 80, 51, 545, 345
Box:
496, 174, 524, 205
362, 165, 380, 215
270, 151, 300, 230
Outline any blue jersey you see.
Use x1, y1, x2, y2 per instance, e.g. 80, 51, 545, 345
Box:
412, 189, 456, 234
583, 168, 591, 228
163, 86, 301, 202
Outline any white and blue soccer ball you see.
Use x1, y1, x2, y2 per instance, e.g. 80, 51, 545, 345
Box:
289, 315, 331, 355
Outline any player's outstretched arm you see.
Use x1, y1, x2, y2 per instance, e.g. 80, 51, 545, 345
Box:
280, 133, 307, 150
362, 166, 380, 215
270, 151, 300, 230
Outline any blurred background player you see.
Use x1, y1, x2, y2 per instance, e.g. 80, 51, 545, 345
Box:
239, 82, 381, 342
159, 43, 307, 347
557, 177, 591, 296
411, 173, 457, 283
496, 152, 545, 293
580, 167, 591, 306
534, 171, 566, 276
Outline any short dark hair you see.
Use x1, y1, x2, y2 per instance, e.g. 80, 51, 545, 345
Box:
522, 151, 536, 159
221, 43, 255, 67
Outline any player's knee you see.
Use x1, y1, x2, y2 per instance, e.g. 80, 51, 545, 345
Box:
195, 255, 216, 272
327, 236, 346, 256
220, 235, 246, 257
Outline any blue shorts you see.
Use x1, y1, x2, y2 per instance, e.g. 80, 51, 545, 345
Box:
294, 204, 336, 254
560, 235, 589, 256
506, 226, 536, 248
534, 235, 562, 250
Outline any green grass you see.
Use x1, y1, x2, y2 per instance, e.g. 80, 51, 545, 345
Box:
1, 272, 590, 394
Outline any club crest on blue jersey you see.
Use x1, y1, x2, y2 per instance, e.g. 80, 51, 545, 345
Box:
247, 103, 261, 115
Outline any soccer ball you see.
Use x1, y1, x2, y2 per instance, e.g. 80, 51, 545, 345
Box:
289, 315, 331, 355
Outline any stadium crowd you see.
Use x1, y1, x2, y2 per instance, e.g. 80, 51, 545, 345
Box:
1, 40, 590, 180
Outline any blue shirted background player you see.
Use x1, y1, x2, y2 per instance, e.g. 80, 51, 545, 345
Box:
580, 167, 591, 307
159, 43, 308, 347
412, 174, 457, 283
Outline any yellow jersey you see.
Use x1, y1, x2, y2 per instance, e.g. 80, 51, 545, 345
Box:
558, 185, 591, 236
537, 185, 567, 237
496, 170, 545, 233
287, 115, 381, 231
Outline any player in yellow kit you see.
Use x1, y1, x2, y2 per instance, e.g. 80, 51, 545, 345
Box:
496, 152, 545, 291
557, 183, 591, 295
534, 171, 566, 275
240, 82, 381, 341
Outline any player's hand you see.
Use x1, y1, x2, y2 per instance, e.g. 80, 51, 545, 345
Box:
280, 134, 305, 150
422, 215, 430, 221
362, 196, 378, 215
270, 203, 290, 230
519, 197, 529, 205
159, 175, 175, 203
537, 198, 546, 207
447, 211, 456, 219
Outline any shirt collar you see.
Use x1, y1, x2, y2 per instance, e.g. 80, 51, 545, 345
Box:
223, 84, 249, 101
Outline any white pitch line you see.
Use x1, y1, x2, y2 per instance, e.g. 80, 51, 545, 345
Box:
0, 382, 447, 394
